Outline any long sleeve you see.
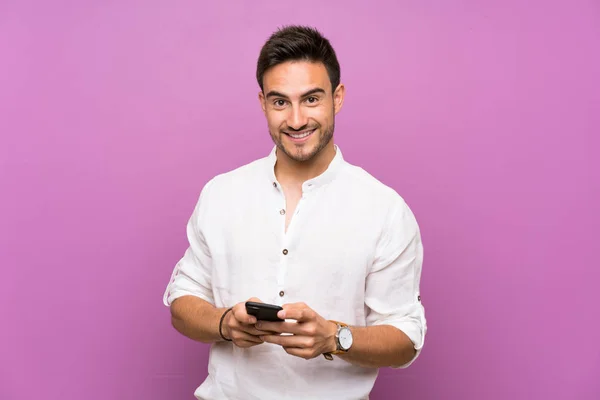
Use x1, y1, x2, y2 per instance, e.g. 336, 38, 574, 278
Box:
163, 179, 216, 307
364, 196, 427, 368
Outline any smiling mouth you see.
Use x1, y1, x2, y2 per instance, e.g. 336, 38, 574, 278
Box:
284, 129, 315, 139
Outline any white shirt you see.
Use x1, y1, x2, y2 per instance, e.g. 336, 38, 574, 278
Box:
163, 145, 426, 400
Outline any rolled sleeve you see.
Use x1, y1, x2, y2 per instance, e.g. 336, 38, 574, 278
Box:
365, 196, 426, 368
163, 179, 215, 307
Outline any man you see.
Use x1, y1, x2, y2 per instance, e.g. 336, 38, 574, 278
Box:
163, 25, 426, 400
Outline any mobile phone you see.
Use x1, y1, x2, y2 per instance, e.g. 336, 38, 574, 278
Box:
245, 301, 284, 322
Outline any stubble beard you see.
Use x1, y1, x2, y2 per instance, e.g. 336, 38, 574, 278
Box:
271, 120, 335, 163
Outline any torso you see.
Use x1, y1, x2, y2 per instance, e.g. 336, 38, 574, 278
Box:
175, 147, 422, 399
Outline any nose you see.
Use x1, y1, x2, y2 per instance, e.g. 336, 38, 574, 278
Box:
286, 104, 308, 131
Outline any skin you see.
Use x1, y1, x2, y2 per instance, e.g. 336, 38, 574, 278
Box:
170, 60, 416, 369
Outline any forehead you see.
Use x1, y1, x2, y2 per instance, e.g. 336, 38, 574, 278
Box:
263, 61, 330, 95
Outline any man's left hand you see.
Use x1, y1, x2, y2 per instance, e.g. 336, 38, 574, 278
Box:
256, 302, 338, 360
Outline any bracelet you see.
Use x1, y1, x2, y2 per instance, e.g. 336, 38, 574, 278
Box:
219, 307, 233, 341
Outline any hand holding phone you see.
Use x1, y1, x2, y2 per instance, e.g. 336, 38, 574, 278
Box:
222, 298, 274, 348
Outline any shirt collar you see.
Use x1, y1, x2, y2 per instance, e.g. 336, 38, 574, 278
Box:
267, 144, 344, 191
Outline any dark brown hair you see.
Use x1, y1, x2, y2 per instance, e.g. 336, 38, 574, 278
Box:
256, 25, 341, 93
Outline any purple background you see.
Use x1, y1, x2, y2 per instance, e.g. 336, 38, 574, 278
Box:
1, 1, 599, 399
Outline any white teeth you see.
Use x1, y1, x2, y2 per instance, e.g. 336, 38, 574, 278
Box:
289, 130, 314, 139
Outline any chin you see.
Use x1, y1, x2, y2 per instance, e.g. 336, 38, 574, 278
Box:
291, 146, 322, 162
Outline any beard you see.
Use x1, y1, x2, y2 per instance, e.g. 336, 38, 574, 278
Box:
271, 119, 335, 163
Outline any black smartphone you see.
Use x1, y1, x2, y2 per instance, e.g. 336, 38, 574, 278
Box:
245, 301, 284, 322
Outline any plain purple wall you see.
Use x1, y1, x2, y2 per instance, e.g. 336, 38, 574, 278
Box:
1, 1, 599, 399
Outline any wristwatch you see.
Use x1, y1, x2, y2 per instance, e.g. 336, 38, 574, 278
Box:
323, 321, 353, 360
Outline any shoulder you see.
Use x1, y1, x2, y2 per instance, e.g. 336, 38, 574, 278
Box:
335, 159, 421, 241
187, 155, 270, 222
339, 161, 410, 211
200, 155, 270, 198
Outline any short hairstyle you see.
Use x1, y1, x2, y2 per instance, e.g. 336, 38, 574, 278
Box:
256, 25, 341, 93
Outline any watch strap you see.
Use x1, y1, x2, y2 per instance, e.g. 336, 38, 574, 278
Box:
323, 320, 349, 360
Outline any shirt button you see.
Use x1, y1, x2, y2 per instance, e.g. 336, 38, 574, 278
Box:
279, 291, 285, 297
273, 182, 277, 188
280, 209, 286, 215
282, 249, 288, 255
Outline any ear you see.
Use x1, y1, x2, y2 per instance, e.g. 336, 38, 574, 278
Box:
258, 91, 267, 115
333, 83, 345, 115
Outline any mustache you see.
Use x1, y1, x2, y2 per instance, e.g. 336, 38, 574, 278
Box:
284, 124, 317, 132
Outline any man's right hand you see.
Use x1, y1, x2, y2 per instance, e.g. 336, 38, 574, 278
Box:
222, 297, 273, 348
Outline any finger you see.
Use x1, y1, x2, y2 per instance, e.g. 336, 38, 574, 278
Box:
240, 325, 274, 336
231, 330, 264, 344
231, 297, 264, 325
229, 312, 271, 335
260, 334, 315, 349
256, 321, 302, 334
232, 304, 257, 325
280, 302, 306, 314
282, 346, 319, 360
235, 340, 263, 349
280, 304, 315, 322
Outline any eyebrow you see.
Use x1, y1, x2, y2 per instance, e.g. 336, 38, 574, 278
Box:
265, 87, 326, 99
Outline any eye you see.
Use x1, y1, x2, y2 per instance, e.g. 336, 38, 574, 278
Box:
306, 96, 318, 104
273, 99, 287, 108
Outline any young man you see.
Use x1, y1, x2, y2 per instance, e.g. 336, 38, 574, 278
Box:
163, 25, 426, 400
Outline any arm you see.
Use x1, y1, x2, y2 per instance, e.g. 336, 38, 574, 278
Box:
358, 196, 426, 368
170, 295, 227, 343
334, 324, 416, 368
170, 295, 271, 346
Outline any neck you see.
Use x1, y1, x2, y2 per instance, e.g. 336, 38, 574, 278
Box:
274, 142, 336, 185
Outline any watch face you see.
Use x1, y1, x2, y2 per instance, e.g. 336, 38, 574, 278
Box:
338, 327, 353, 350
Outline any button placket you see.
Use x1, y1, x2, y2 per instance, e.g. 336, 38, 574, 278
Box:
277, 243, 290, 304
276, 244, 288, 305
273, 179, 288, 305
